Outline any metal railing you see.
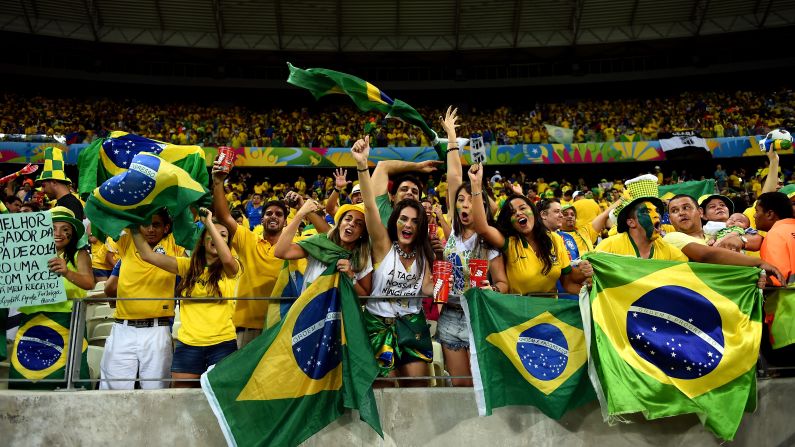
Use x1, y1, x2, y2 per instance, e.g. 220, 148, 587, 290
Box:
2, 291, 792, 390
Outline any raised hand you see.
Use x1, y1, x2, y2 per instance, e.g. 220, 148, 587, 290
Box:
510, 183, 523, 196
198, 207, 213, 225
468, 163, 483, 188
297, 198, 321, 218
351, 135, 370, 166
285, 190, 304, 209
440, 106, 459, 137
334, 168, 350, 189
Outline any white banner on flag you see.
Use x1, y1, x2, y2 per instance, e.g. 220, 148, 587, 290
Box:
470, 136, 486, 164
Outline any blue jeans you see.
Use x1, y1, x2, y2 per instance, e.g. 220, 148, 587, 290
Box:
171, 339, 237, 374
434, 306, 470, 351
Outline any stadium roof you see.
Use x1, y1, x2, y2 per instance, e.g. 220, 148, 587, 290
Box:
2, 0, 794, 51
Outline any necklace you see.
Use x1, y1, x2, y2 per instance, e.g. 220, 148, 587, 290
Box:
393, 241, 416, 259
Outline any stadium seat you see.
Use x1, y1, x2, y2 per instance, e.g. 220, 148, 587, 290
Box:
87, 315, 114, 339
87, 345, 104, 389
89, 322, 114, 347
86, 281, 106, 299
85, 303, 112, 321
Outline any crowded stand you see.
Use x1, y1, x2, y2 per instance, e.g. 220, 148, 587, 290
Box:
1, 98, 794, 444
1, 88, 794, 148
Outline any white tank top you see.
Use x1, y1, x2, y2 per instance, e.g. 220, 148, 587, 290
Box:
367, 245, 425, 317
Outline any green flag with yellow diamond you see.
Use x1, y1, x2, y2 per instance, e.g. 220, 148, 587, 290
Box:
463, 288, 594, 419
582, 252, 762, 440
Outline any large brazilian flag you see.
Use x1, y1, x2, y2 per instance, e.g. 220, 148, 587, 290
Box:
84, 152, 208, 248
201, 234, 382, 447
583, 252, 762, 440
464, 288, 594, 419
78, 131, 209, 199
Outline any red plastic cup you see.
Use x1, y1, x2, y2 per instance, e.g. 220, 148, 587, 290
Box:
468, 259, 489, 289
215, 146, 236, 173
432, 260, 453, 303
428, 222, 437, 237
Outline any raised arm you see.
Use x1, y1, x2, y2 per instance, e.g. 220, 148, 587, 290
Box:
131, 228, 179, 274
325, 168, 350, 217
201, 208, 239, 278
285, 191, 331, 235
468, 163, 506, 249
371, 160, 442, 197
274, 200, 317, 260
352, 136, 391, 262
211, 163, 238, 238
679, 242, 783, 284
762, 149, 780, 194
441, 107, 462, 223
592, 199, 622, 233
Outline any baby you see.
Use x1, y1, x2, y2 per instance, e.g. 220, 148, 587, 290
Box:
710, 213, 755, 246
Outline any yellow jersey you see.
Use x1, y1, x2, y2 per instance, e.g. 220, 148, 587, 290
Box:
176, 257, 240, 346
503, 233, 572, 294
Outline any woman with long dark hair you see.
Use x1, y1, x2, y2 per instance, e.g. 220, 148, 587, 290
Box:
132, 208, 241, 387
468, 165, 592, 295
435, 107, 509, 387
351, 136, 436, 387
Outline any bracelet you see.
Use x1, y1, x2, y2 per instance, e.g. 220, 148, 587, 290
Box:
491, 285, 500, 293
446, 147, 459, 153
357, 167, 368, 172
471, 191, 482, 197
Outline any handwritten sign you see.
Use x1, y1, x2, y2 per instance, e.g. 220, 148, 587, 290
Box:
0, 212, 67, 308
470, 136, 486, 164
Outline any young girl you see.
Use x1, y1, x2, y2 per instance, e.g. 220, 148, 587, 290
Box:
437, 107, 509, 387
132, 208, 240, 388
11, 206, 96, 389
352, 136, 436, 387
274, 196, 373, 297
467, 165, 592, 295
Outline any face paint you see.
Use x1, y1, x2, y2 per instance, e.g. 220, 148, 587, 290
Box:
636, 202, 661, 241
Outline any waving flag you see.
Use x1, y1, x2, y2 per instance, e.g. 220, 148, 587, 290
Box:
84, 152, 208, 247
544, 124, 574, 144
286, 63, 438, 146
764, 289, 795, 349
202, 234, 382, 447
658, 180, 716, 201
464, 288, 594, 419
77, 131, 208, 198
583, 252, 762, 440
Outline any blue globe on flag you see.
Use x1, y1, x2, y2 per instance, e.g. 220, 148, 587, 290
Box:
292, 289, 342, 380
516, 323, 569, 381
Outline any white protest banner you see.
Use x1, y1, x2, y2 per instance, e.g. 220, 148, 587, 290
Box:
470, 136, 486, 164
0, 211, 67, 308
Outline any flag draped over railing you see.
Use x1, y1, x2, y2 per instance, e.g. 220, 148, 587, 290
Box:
464, 288, 595, 419
201, 234, 382, 447
582, 252, 762, 441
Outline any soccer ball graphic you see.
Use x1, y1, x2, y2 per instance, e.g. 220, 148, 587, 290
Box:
765, 128, 793, 142
759, 128, 793, 152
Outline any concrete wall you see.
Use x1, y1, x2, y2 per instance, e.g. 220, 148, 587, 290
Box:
1, 379, 793, 447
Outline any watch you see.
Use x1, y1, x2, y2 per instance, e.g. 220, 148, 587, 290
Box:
740, 236, 748, 250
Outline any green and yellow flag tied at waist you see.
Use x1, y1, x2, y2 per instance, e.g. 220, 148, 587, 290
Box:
658, 179, 716, 201
201, 234, 382, 447
463, 288, 594, 419
763, 289, 795, 349
581, 252, 762, 440
78, 131, 209, 199
84, 152, 208, 248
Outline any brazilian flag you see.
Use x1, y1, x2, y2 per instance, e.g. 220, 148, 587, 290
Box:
263, 260, 305, 331
78, 131, 209, 199
201, 234, 382, 447
583, 252, 762, 440
464, 288, 594, 419
763, 289, 795, 349
658, 179, 716, 201
9, 311, 89, 390
84, 152, 209, 248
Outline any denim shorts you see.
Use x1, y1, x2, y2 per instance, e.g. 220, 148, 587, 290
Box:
171, 339, 237, 374
434, 306, 470, 351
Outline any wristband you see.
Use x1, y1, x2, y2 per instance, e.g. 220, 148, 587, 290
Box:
357, 167, 369, 172
446, 147, 459, 153
471, 191, 482, 197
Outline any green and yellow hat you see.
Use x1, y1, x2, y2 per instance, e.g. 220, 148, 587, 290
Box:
616, 174, 664, 233
50, 206, 85, 241
36, 147, 72, 185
